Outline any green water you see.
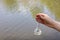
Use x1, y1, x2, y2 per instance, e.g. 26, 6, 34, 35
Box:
4, 0, 19, 11
30, 6, 43, 18
40, 0, 60, 21
3, 0, 60, 21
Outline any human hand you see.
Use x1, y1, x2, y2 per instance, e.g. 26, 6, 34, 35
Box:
35, 13, 57, 28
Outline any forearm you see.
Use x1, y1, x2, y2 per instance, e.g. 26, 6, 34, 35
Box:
53, 21, 60, 32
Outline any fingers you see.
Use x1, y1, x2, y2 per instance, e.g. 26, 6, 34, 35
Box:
35, 13, 57, 29
36, 13, 45, 24
36, 13, 46, 19
36, 13, 55, 25
36, 17, 42, 23
36, 13, 52, 22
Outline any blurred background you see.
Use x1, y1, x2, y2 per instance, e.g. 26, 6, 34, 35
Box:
0, 0, 60, 40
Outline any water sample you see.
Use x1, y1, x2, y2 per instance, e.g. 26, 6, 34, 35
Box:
34, 23, 42, 35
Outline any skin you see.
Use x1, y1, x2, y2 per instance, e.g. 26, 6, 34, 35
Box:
35, 13, 60, 32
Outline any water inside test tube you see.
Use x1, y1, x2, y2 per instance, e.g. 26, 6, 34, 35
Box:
34, 23, 42, 35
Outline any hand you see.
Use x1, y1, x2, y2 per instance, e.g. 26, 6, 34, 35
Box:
35, 13, 57, 28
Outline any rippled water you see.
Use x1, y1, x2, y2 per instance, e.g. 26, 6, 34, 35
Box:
0, 0, 60, 40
